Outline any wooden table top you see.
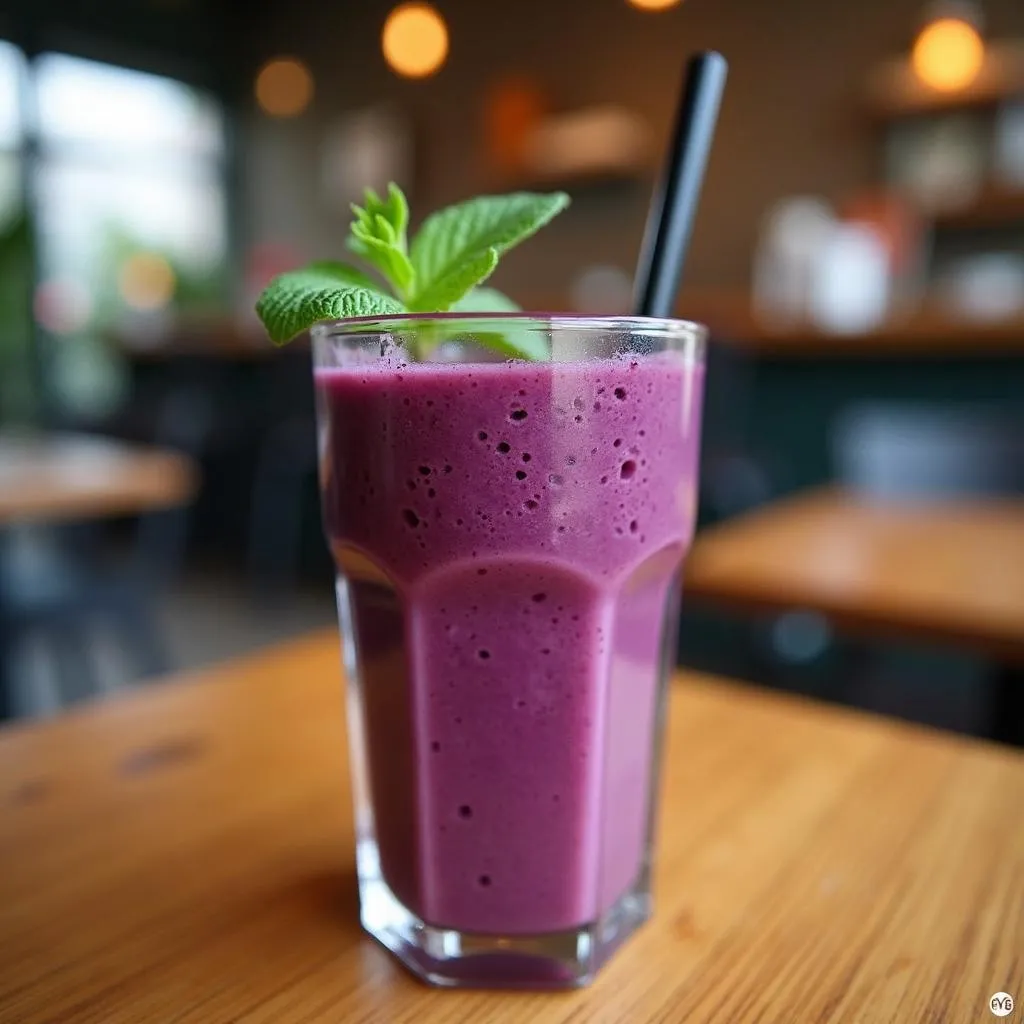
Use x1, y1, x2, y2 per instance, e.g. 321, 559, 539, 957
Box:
1, 631, 1021, 1023
686, 488, 1024, 663
0, 432, 198, 525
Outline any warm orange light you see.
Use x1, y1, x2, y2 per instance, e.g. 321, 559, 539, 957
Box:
911, 17, 984, 92
627, 0, 681, 10
255, 57, 314, 117
382, 3, 449, 79
118, 254, 175, 311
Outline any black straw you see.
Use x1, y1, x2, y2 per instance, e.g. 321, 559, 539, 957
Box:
633, 51, 728, 318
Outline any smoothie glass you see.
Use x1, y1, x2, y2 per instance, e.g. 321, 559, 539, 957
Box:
313, 313, 706, 988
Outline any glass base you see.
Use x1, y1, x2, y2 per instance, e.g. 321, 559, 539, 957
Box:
357, 841, 652, 989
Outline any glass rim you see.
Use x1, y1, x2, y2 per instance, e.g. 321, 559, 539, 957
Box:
311, 312, 707, 342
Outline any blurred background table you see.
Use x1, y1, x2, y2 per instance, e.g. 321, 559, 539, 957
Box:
0, 432, 200, 719
686, 488, 1024, 743
0, 432, 198, 524
1, 631, 1020, 1023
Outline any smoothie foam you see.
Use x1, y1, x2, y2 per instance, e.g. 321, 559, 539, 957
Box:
318, 352, 703, 935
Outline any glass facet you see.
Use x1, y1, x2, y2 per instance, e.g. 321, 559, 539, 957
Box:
313, 314, 706, 988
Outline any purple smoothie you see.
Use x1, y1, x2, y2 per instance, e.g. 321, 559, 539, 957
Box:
317, 351, 703, 936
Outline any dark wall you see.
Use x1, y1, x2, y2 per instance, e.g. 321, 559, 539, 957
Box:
8, 0, 1022, 296
1, 0, 239, 89
237, 0, 1024, 298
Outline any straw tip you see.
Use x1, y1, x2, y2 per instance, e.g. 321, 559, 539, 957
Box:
693, 50, 729, 73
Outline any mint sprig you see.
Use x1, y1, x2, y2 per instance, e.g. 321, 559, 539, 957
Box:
346, 183, 415, 298
255, 184, 570, 359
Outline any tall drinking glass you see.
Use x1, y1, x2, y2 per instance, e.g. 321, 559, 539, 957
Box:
313, 314, 706, 988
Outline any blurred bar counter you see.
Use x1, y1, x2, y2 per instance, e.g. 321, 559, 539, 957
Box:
677, 290, 1024, 357
109, 301, 1024, 361
109, 318, 288, 362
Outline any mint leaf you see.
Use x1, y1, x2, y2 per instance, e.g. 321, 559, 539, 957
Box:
348, 184, 415, 298
348, 225, 415, 297
450, 287, 539, 359
304, 259, 379, 291
253, 184, 570, 359
409, 192, 569, 310
351, 184, 409, 246
408, 249, 498, 312
452, 286, 521, 312
370, 183, 409, 243
256, 263, 403, 345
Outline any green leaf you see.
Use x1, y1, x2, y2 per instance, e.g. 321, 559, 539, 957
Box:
254, 185, 568, 358
383, 183, 409, 239
469, 328, 549, 361
348, 183, 414, 298
363, 183, 409, 242
256, 263, 404, 345
347, 226, 415, 296
304, 259, 379, 291
408, 249, 499, 312
452, 286, 521, 312
448, 287, 535, 359
409, 192, 569, 309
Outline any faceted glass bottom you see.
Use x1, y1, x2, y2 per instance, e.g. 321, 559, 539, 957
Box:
356, 839, 652, 989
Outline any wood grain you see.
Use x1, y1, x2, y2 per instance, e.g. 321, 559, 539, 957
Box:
0, 433, 198, 525
1, 630, 1021, 1023
686, 488, 1024, 663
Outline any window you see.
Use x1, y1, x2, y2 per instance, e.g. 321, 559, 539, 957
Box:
0, 47, 229, 419
0, 40, 24, 229
0, 41, 30, 422
34, 54, 227, 319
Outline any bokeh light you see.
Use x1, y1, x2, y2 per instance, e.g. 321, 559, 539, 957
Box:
912, 17, 984, 92
118, 253, 175, 311
382, 3, 449, 79
255, 57, 314, 117
627, 0, 682, 11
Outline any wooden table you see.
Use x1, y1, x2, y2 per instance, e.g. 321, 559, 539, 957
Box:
0, 432, 198, 525
673, 289, 1024, 358
686, 488, 1024, 741
1, 631, 1021, 1023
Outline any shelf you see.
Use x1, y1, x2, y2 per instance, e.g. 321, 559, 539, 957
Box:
930, 188, 1024, 229
714, 317, 1024, 358
111, 298, 1024, 362
675, 292, 1024, 357
111, 317, 287, 361
865, 41, 1024, 119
